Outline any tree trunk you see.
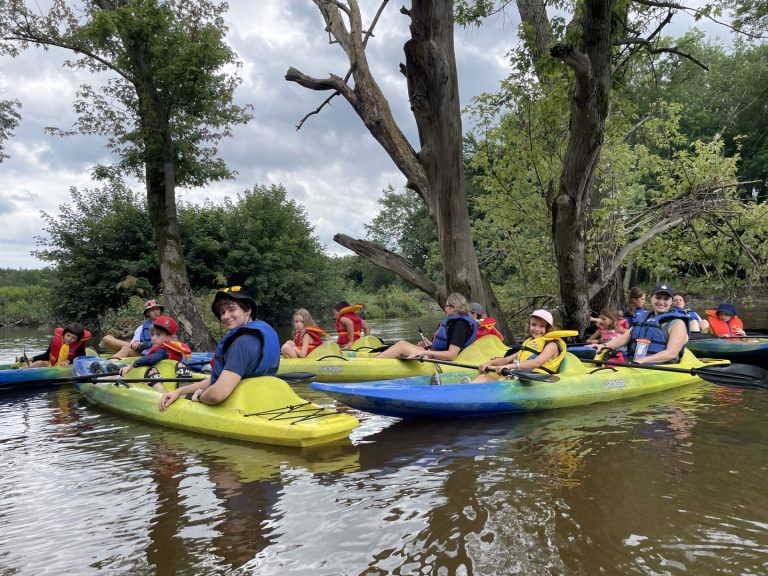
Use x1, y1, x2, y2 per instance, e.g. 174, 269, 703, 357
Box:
145, 155, 216, 351
286, 0, 510, 338
548, 0, 616, 334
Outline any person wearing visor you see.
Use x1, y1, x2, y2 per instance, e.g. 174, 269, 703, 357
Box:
596, 284, 689, 364
101, 299, 165, 359
158, 286, 280, 411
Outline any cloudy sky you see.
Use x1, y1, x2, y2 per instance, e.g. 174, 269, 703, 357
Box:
0, 2, 724, 269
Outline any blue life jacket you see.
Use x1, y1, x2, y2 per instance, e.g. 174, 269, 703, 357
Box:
211, 320, 280, 384
139, 320, 153, 346
431, 314, 478, 351
625, 307, 648, 327
627, 308, 689, 362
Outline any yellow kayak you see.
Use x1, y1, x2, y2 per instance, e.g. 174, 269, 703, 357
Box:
277, 335, 510, 382
73, 357, 359, 448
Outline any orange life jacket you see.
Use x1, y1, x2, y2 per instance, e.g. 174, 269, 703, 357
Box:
476, 316, 504, 341
336, 305, 364, 345
705, 310, 744, 337
146, 340, 192, 361
293, 325, 327, 354
49, 327, 91, 366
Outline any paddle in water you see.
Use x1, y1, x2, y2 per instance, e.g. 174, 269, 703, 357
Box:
582, 358, 768, 390
416, 357, 559, 383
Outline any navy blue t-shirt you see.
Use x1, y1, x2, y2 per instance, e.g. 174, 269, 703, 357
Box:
212, 333, 263, 385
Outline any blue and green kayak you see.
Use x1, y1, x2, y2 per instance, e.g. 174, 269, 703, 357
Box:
311, 350, 724, 418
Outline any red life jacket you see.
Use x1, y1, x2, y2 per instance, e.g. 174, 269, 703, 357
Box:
705, 310, 744, 337
293, 325, 327, 354
336, 305, 364, 345
49, 327, 91, 365
476, 316, 505, 341
146, 340, 192, 361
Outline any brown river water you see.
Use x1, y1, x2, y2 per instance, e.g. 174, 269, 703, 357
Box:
1, 312, 767, 575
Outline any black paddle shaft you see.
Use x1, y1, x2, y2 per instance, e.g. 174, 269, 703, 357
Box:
584, 359, 768, 389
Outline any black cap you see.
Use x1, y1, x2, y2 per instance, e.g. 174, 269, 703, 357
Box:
211, 286, 257, 320
650, 284, 675, 297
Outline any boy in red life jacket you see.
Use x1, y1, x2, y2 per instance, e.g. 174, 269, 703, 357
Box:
705, 303, 746, 337
468, 302, 505, 341
333, 301, 371, 349
118, 315, 191, 391
25, 322, 91, 368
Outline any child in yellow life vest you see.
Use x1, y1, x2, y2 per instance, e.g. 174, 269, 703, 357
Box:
25, 322, 92, 368
118, 315, 191, 391
333, 300, 370, 349
474, 309, 568, 381
281, 308, 328, 358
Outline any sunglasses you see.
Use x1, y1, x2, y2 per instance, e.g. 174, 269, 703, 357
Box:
221, 286, 242, 293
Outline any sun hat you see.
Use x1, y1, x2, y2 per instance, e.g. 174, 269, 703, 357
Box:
714, 302, 737, 316
211, 286, 258, 320
143, 299, 164, 316
530, 309, 554, 327
468, 302, 485, 316
650, 284, 675, 297
152, 315, 178, 336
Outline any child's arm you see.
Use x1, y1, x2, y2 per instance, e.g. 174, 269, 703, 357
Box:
298, 333, 313, 358
586, 331, 599, 343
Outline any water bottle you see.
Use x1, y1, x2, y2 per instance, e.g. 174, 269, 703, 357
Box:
633, 338, 650, 362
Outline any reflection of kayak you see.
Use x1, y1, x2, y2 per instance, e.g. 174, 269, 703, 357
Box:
279, 336, 509, 382
311, 350, 720, 418
686, 336, 768, 367
157, 430, 360, 483
73, 357, 359, 447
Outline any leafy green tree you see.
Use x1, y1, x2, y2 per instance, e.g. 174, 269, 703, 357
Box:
1, 0, 252, 349
365, 186, 440, 276
34, 184, 158, 326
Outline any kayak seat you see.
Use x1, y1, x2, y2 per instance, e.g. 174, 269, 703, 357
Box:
557, 352, 588, 376
306, 341, 343, 360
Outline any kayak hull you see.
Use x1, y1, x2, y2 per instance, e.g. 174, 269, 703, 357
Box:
311, 350, 717, 418
686, 337, 768, 367
0, 364, 73, 390
278, 336, 510, 382
73, 358, 358, 448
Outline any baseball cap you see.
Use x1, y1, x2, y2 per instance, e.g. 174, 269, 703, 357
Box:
715, 302, 737, 316
468, 302, 485, 316
152, 315, 178, 335
530, 309, 554, 327
650, 284, 675, 297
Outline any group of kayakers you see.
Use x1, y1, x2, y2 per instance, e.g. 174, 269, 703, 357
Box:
18, 281, 751, 406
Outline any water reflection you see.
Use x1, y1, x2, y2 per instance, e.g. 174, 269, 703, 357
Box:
2, 324, 768, 575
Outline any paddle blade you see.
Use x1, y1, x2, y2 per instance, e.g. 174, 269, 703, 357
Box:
694, 363, 768, 389
498, 367, 559, 383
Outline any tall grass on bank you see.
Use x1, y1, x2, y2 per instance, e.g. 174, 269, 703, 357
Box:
339, 286, 442, 319
0, 286, 51, 326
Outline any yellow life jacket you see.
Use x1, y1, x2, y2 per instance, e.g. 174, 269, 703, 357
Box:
518, 330, 578, 374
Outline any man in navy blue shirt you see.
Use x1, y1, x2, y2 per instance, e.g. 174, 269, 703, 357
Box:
158, 286, 280, 411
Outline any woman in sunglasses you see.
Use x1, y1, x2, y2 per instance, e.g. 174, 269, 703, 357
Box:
158, 286, 280, 411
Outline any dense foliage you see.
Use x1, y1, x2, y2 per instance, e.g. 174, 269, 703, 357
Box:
0, 269, 54, 325
33, 184, 355, 328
